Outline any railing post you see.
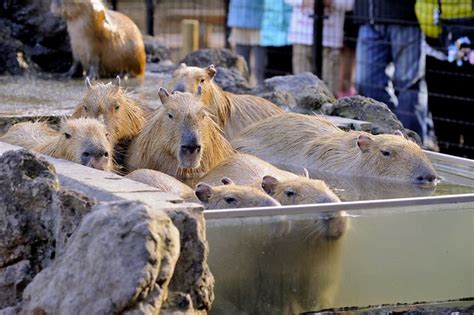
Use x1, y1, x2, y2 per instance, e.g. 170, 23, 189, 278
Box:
312, 0, 324, 78
146, 0, 155, 36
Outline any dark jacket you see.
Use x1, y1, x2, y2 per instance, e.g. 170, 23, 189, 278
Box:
354, 0, 419, 25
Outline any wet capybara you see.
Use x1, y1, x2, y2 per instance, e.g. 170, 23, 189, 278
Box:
72, 76, 146, 143
198, 153, 341, 205
126, 88, 235, 180
51, 0, 146, 79
168, 64, 285, 140
232, 113, 438, 185
125, 169, 280, 209
1, 118, 113, 171
192, 178, 281, 209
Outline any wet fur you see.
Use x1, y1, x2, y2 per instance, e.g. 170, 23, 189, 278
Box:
126, 92, 235, 180
1, 119, 113, 171
232, 113, 437, 183
168, 65, 285, 140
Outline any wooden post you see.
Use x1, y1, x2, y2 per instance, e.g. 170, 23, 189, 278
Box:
146, 0, 155, 36
312, 0, 324, 78
182, 19, 199, 58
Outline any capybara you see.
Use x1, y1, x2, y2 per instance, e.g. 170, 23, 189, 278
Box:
126, 89, 235, 180
72, 76, 146, 143
232, 113, 438, 185
51, 0, 146, 79
1, 118, 113, 171
192, 178, 281, 209
125, 169, 280, 209
168, 64, 285, 140
198, 153, 341, 205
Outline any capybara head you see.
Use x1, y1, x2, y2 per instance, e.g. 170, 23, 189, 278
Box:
261, 175, 340, 206
47, 118, 113, 171
72, 77, 144, 142
195, 178, 281, 209
169, 63, 217, 99
51, 0, 100, 19
353, 133, 438, 186
157, 88, 219, 170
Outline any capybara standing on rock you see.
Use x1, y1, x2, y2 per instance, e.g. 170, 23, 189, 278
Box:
1, 118, 113, 171
168, 64, 285, 140
126, 88, 235, 180
51, 0, 146, 79
126, 169, 281, 209
232, 113, 438, 185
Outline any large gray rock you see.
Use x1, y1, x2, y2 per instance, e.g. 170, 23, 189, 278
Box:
214, 66, 251, 94
323, 95, 421, 143
167, 208, 215, 312
251, 72, 336, 112
0, 150, 95, 308
0, 0, 72, 74
180, 48, 250, 82
21, 201, 181, 314
144, 35, 171, 64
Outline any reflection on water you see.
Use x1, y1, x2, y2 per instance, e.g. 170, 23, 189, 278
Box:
207, 207, 474, 313
275, 163, 474, 201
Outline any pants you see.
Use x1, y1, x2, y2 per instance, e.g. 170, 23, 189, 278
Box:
292, 44, 313, 74
235, 44, 266, 85
355, 24, 429, 142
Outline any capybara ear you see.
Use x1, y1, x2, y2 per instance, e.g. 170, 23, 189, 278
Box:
113, 75, 121, 87
195, 183, 213, 203
221, 177, 234, 185
394, 130, 407, 139
85, 77, 92, 89
158, 87, 170, 105
262, 175, 279, 195
96, 9, 106, 22
206, 64, 217, 79
302, 168, 309, 178
357, 134, 374, 152
179, 63, 187, 69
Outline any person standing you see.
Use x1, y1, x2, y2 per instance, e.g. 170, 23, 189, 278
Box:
227, 0, 266, 84
354, 0, 431, 145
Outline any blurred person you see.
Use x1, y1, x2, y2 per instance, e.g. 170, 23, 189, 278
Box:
354, 0, 432, 146
415, 0, 474, 156
286, 0, 354, 94
227, 0, 266, 84
259, 0, 293, 80
337, 10, 358, 98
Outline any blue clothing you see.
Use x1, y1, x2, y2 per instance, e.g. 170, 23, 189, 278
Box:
355, 24, 429, 142
227, 0, 264, 29
260, 0, 292, 47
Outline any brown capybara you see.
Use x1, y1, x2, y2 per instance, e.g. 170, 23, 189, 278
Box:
198, 153, 341, 205
125, 169, 280, 209
126, 88, 235, 180
72, 77, 147, 143
232, 113, 438, 185
51, 0, 146, 79
1, 118, 113, 171
168, 64, 285, 140
192, 178, 281, 209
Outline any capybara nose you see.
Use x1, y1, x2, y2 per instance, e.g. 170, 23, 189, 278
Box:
91, 149, 108, 159
181, 144, 201, 155
172, 83, 186, 93
416, 173, 437, 184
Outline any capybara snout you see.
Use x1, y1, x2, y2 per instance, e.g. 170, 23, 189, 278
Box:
80, 144, 110, 171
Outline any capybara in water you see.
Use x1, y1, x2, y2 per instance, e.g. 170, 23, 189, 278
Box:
126, 88, 235, 180
192, 178, 281, 209
198, 153, 341, 205
72, 77, 146, 143
232, 113, 438, 185
51, 0, 146, 79
1, 118, 113, 171
125, 169, 280, 209
168, 64, 285, 140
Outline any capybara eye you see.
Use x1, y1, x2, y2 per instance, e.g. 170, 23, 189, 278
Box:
104, 152, 109, 158
64, 132, 72, 139
167, 112, 174, 119
83, 105, 88, 111
380, 150, 391, 157
115, 105, 120, 111
224, 197, 236, 204
285, 190, 296, 198
200, 78, 205, 83
105, 132, 110, 139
